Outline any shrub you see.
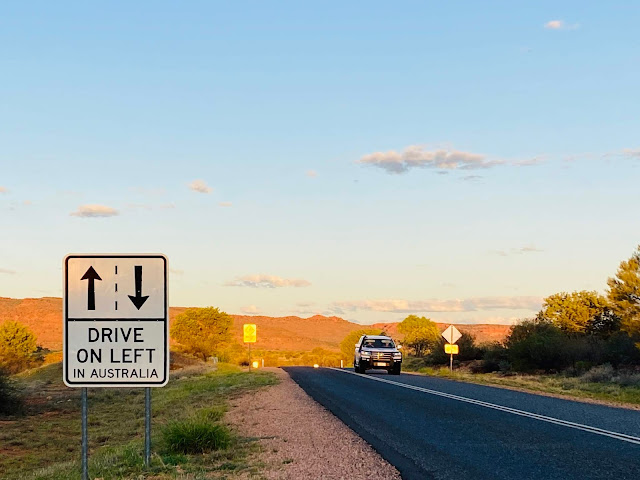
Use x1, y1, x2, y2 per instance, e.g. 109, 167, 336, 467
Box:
506, 319, 568, 372
162, 420, 232, 454
0, 369, 23, 416
0, 320, 41, 374
580, 364, 615, 383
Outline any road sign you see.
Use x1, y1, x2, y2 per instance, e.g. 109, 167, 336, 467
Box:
444, 343, 459, 354
442, 325, 462, 344
63, 254, 169, 387
243, 323, 257, 343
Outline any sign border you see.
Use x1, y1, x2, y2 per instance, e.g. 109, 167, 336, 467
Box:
63, 254, 169, 387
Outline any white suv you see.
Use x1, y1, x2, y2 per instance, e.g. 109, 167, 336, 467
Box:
354, 335, 402, 374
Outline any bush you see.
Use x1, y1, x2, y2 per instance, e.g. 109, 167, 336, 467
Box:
580, 364, 616, 383
506, 319, 569, 372
0, 320, 41, 374
162, 420, 232, 454
0, 369, 23, 416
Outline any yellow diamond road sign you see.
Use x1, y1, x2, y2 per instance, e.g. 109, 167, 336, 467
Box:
243, 324, 257, 343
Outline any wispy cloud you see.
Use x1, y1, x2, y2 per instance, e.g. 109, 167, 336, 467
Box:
127, 203, 176, 211
513, 157, 545, 167
462, 175, 482, 181
240, 305, 261, 314
330, 296, 542, 314
225, 274, 311, 288
0, 186, 8, 194
129, 187, 167, 196
70, 204, 119, 218
622, 149, 640, 159
188, 179, 212, 194
219, 201, 233, 207
0, 268, 16, 275
306, 170, 318, 178
544, 20, 579, 30
358, 145, 502, 174
491, 245, 544, 256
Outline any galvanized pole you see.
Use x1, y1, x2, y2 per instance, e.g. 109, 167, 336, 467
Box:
145, 387, 151, 467
81, 388, 88, 480
248, 344, 252, 372
450, 353, 453, 372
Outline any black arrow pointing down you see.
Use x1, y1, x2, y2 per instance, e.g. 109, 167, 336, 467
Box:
128, 265, 149, 310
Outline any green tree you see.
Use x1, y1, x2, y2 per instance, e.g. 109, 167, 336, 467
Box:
397, 315, 440, 357
505, 318, 567, 372
170, 307, 233, 361
0, 321, 39, 374
340, 328, 383, 365
539, 291, 617, 336
607, 245, 640, 337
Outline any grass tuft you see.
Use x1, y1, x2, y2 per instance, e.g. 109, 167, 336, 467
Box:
162, 420, 232, 454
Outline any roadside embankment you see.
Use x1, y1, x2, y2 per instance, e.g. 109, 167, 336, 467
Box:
226, 367, 401, 480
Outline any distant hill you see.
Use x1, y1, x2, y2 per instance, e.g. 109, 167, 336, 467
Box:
0, 297, 512, 352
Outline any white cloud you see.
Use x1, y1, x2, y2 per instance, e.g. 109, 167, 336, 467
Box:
544, 20, 579, 30
0, 268, 16, 275
492, 245, 543, 256
544, 20, 564, 29
330, 296, 542, 314
358, 145, 502, 174
623, 149, 640, 159
306, 170, 318, 177
225, 274, 311, 288
240, 305, 261, 314
188, 179, 212, 194
517, 245, 544, 254
513, 157, 544, 167
219, 201, 233, 207
70, 204, 119, 218
0, 186, 7, 194
462, 175, 482, 181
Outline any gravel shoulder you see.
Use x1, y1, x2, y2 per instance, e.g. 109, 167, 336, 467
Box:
225, 367, 401, 480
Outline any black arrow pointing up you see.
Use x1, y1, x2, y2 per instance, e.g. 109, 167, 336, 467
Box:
128, 265, 149, 310
81, 266, 101, 310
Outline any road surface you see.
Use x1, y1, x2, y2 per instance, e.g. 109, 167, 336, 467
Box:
284, 367, 640, 480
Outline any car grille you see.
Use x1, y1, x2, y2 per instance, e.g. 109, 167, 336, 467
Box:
369, 352, 393, 362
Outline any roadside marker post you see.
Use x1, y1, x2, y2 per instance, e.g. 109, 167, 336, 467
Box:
441, 325, 462, 372
243, 324, 257, 372
63, 254, 169, 478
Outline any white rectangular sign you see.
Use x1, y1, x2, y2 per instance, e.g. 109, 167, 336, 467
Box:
63, 254, 169, 387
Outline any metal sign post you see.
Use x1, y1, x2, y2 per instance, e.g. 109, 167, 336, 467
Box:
81, 388, 88, 480
442, 325, 462, 372
145, 387, 151, 467
64, 254, 169, 476
243, 324, 257, 372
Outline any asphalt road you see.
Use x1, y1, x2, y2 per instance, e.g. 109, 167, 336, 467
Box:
283, 367, 640, 480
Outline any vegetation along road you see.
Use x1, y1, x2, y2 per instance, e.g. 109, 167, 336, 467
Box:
284, 367, 640, 480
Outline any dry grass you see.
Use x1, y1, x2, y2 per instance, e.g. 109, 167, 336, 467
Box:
0, 359, 278, 479
410, 365, 640, 407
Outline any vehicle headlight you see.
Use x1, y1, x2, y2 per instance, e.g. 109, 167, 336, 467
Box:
361, 352, 371, 357
393, 352, 402, 360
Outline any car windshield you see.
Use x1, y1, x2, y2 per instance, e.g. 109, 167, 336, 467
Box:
363, 339, 395, 349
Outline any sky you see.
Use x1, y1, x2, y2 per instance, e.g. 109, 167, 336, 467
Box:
1, 1, 639, 325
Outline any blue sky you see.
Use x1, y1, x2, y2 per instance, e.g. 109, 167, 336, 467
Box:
1, 1, 639, 325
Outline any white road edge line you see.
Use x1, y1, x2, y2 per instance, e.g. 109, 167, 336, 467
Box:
328, 368, 640, 446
